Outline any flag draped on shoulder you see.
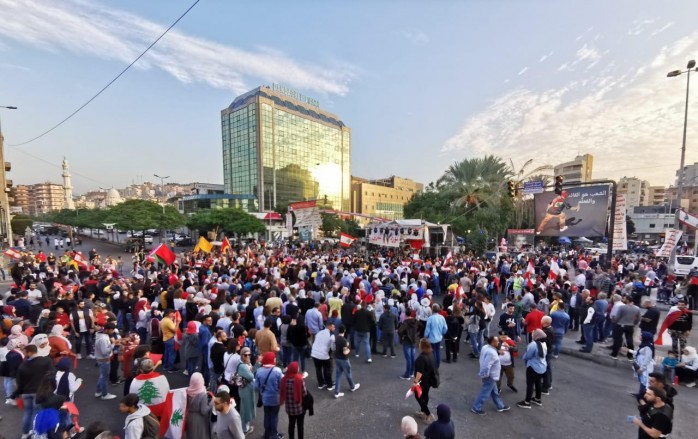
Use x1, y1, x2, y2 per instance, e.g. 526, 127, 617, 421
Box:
159, 387, 188, 439
130, 372, 170, 417
193, 237, 213, 254
655, 308, 691, 346
339, 232, 357, 248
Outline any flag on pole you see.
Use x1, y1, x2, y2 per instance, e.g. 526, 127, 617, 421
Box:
525, 259, 535, 289
443, 251, 453, 267
3, 248, 20, 259
159, 388, 188, 438
148, 244, 176, 266
548, 257, 560, 282
221, 236, 231, 253
339, 232, 357, 248
193, 237, 213, 254
70, 252, 89, 270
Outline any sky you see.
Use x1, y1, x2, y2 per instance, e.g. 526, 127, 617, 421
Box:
1, 0, 698, 194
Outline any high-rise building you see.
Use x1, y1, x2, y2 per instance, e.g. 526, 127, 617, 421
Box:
12, 183, 65, 216
351, 176, 423, 221
665, 185, 698, 212
648, 186, 666, 206
221, 84, 351, 212
617, 177, 650, 208
553, 154, 593, 184
675, 162, 698, 188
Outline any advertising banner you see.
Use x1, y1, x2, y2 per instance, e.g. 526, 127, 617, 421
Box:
612, 194, 628, 251
289, 200, 322, 228
368, 224, 424, 247
657, 228, 683, 258
534, 185, 610, 237
506, 229, 535, 251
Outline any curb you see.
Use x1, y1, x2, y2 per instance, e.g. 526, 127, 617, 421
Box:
560, 345, 628, 368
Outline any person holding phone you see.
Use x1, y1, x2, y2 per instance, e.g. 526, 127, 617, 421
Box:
631, 386, 673, 439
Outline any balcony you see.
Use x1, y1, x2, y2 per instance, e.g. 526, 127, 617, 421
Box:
4, 162, 10, 172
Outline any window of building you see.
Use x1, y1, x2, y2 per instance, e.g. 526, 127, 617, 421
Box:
649, 224, 655, 228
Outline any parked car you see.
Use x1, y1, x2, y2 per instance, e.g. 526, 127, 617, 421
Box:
144, 235, 153, 244
175, 237, 194, 247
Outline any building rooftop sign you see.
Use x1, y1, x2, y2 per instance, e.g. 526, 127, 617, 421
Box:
272, 83, 320, 108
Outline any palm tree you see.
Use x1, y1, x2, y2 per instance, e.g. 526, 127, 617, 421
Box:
437, 155, 511, 210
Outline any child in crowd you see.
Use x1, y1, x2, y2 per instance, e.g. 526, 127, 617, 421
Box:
662, 350, 680, 383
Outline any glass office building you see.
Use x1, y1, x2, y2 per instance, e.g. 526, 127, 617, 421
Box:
221, 85, 351, 212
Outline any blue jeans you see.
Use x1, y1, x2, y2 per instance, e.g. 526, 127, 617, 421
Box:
186, 357, 198, 375
163, 338, 175, 370
282, 346, 292, 367
97, 362, 110, 396
354, 331, 371, 361
431, 342, 442, 369
582, 323, 594, 352
471, 377, 506, 411
469, 330, 484, 356
21, 394, 36, 434
263, 404, 280, 439
402, 344, 416, 378
553, 332, 564, 356
3, 377, 15, 399
291, 346, 307, 372
335, 359, 356, 394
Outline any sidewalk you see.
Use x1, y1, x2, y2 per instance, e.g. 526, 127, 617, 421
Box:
560, 304, 698, 368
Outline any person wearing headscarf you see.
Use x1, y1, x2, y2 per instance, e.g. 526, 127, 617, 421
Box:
8, 324, 28, 348
182, 372, 210, 439
55, 356, 82, 401
255, 352, 282, 439
423, 403, 455, 439
31, 334, 52, 358
281, 361, 308, 439
401, 416, 421, 438
48, 324, 77, 367
236, 346, 256, 435
633, 331, 655, 396
517, 328, 547, 409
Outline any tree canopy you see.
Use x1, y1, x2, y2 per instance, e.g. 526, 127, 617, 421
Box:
187, 208, 266, 238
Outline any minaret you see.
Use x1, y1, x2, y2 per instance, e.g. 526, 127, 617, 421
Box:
62, 157, 75, 209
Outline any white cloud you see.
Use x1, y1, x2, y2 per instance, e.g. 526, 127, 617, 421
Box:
628, 18, 656, 36
0, 0, 356, 96
518, 67, 528, 76
441, 32, 698, 186
539, 52, 553, 63
650, 22, 674, 37
401, 30, 430, 46
576, 43, 601, 62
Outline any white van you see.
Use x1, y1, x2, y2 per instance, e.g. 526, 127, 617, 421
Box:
673, 255, 698, 276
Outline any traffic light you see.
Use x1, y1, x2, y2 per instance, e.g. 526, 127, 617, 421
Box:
554, 176, 564, 195
507, 181, 516, 198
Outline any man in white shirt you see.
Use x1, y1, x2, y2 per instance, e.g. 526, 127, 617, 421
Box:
26, 282, 43, 306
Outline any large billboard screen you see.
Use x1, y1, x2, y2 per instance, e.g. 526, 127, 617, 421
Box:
534, 185, 610, 237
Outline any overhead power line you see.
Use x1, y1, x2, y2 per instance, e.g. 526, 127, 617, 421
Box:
8, 0, 201, 147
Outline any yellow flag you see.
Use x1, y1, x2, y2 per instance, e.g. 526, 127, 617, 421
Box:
194, 236, 213, 253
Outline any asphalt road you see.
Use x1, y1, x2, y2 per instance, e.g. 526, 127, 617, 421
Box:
1, 237, 696, 438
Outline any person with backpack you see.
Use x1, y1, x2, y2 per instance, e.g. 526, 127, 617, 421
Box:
413, 338, 437, 424
120, 393, 158, 439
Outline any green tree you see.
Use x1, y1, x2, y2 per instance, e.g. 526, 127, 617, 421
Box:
188, 208, 266, 238
108, 200, 185, 233
437, 155, 511, 210
11, 214, 32, 236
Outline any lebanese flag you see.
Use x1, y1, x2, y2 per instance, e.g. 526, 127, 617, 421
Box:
339, 232, 357, 248
548, 257, 560, 282
221, 236, 231, 253
154, 244, 176, 266
72, 252, 88, 269
129, 372, 170, 417
525, 260, 535, 289
3, 248, 20, 259
655, 309, 691, 346
444, 251, 453, 267
159, 388, 188, 438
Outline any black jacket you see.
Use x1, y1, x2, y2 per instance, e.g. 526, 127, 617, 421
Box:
13, 355, 55, 397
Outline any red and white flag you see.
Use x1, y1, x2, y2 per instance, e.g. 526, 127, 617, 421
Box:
3, 248, 20, 259
221, 236, 231, 253
548, 257, 560, 282
130, 372, 170, 417
525, 259, 535, 288
444, 251, 453, 267
339, 232, 357, 248
159, 388, 188, 439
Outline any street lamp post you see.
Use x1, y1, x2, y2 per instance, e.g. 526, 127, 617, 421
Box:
154, 174, 170, 243
0, 105, 17, 247
667, 60, 698, 210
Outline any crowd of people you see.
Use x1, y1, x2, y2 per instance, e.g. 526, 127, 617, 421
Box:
0, 238, 695, 439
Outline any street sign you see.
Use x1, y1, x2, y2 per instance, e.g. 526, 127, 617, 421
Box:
523, 180, 545, 195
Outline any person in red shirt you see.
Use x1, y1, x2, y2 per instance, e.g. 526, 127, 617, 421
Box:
523, 305, 545, 343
